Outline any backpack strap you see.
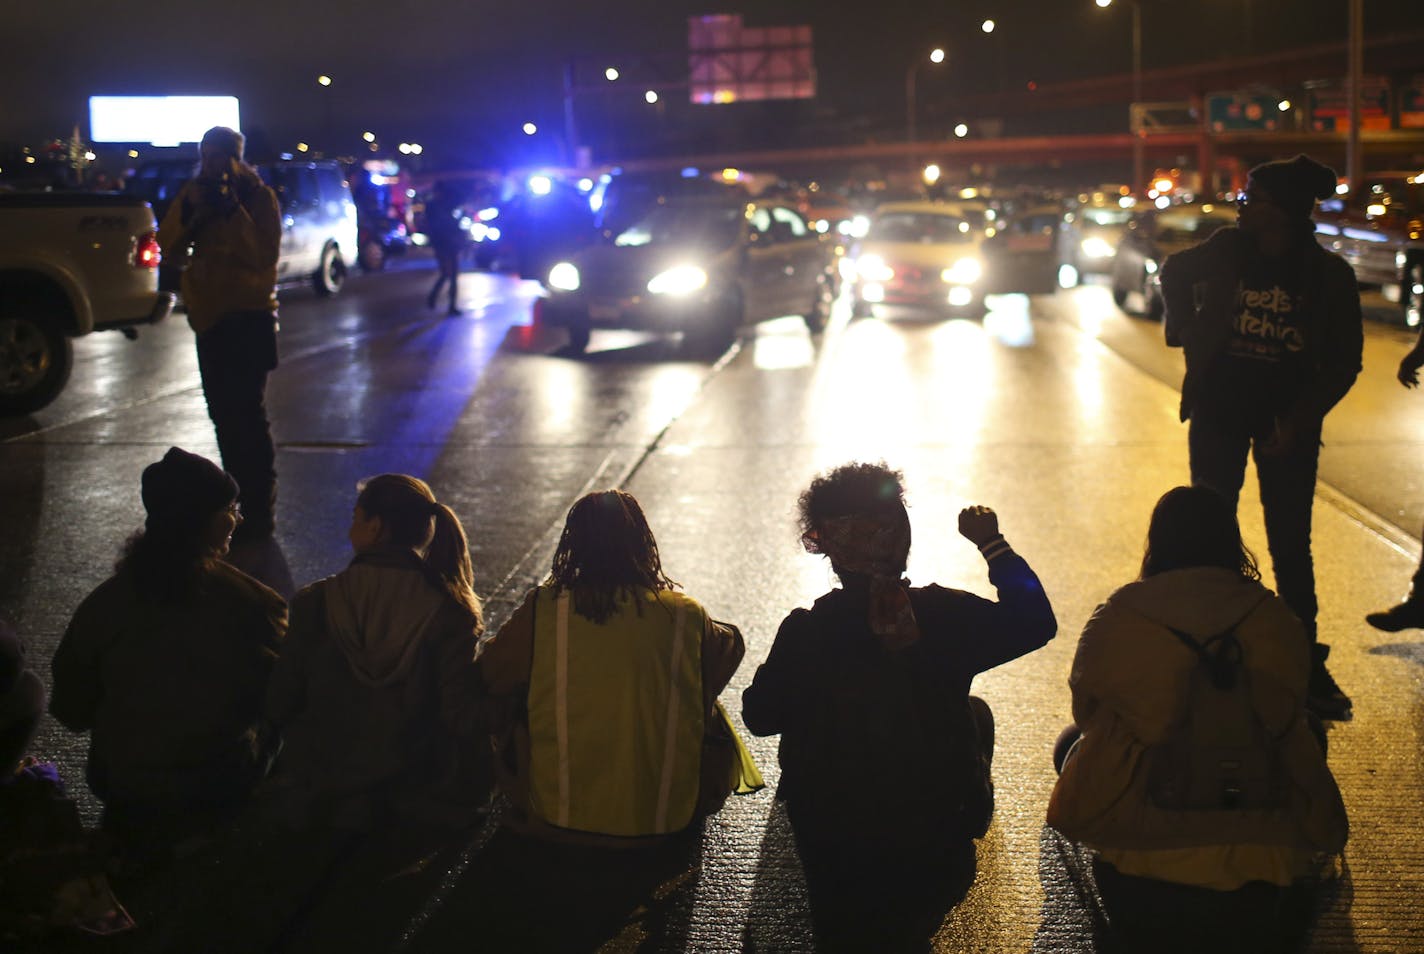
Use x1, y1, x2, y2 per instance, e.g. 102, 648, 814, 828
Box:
1161, 592, 1270, 691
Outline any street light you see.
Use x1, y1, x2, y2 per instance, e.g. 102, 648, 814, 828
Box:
906, 47, 947, 158
605, 67, 619, 81
1095, 0, 1143, 194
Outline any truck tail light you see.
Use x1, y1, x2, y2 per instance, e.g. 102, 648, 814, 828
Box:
135, 232, 161, 268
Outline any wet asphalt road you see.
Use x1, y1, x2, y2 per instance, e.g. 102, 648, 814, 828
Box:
3, 256, 1423, 951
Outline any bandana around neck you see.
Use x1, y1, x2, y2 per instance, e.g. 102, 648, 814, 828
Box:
809, 510, 921, 650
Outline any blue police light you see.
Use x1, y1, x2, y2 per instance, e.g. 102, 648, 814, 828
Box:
680, 167, 701, 178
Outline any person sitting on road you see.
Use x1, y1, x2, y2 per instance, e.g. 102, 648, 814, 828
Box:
1047, 485, 1348, 954
262, 474, 489, 830
50, 447, 287, 861
741, 462, 1057, 953
478, 489, 745, 843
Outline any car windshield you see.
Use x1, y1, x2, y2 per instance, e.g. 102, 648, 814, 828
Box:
613, 204, 743, 249
868, 212, 974, 244
1082, 207, 1131, 226
1153, 207, 1232, 234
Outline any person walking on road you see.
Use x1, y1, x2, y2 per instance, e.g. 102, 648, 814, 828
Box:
741, 463, 1056, 953
1160, 153, 1363, 721
1047, 485, 1348, 954
49, 447, 286, 863
1365, 338, 1424, 632
158, 127, 283, 543
424, 180, 466, 315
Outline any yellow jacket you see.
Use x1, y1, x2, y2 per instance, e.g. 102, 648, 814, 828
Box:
158, 166, 281, 334
479, 585, 744, 841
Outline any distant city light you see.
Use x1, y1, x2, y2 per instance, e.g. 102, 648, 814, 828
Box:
127, 149, 139, 158
362, 131, 375, 143
297, 142, 309, 152
930, 48, 946, 64
83, 151, 96, 161
954, 123, 969, 138
645, 90, 659, 104
410, 143, 423, 155
522, 122, 537, 135
981, 19, 995, 33
317, 75, 332, 87
1278, 99, 1292, 112
923, 164, 942, 184
399, 143, 411, 154
605, 67, 619, 81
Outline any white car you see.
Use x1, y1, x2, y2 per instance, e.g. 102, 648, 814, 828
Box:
847, 201, 992, 318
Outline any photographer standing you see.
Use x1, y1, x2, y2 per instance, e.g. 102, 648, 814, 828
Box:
159, 127, 282, 543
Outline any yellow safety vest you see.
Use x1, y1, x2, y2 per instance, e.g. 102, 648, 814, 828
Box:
527, 586, 706, 837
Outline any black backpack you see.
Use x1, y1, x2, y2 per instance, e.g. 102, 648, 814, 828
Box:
1144, 621, 1289, 811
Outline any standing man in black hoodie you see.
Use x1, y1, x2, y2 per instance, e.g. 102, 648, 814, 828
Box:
1160, 154, 1363, 720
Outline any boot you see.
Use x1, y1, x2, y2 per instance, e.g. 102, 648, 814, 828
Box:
1306, 643, 1352, 721
1365, 597, 1424, 632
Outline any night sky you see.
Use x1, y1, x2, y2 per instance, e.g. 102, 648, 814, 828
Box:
2, 0, 1416, 166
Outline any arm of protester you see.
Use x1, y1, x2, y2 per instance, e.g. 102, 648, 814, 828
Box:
701, 613, 746, 716
956, 506, 1057, 675
741, 609, 810, 737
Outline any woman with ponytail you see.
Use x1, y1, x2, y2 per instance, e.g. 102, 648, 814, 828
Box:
263, 474, 489, 829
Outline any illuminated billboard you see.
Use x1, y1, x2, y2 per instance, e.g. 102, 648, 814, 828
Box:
88, 96, 241, 146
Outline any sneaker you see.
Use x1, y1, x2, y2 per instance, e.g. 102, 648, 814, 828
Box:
1307, 645, 1352, 721
1365, 599, 1424, 632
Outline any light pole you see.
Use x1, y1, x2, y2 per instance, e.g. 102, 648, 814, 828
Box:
906, 47, 947, 161
1096, 0, 1144, 194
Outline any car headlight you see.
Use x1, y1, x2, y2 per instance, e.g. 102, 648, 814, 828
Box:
1144, 258, 1159, 275
548, 261, 581, 291
857, 254, 894, 282
647, 265, 708, 296
1081, 236, 1115, 259
941, 257, 982, 285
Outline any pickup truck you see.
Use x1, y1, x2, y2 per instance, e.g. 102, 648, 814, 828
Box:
0, 192, 174, 414
1315, 170, 1424, 327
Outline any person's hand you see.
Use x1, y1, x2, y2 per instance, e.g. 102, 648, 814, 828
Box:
1399, 344, 1424, 388
958, 505, 1000, 546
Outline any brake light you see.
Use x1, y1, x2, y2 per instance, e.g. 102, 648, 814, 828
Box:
135, 232, 161, 268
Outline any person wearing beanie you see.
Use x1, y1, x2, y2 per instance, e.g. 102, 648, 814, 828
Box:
50, 447, 287, 863
1159, 155, 1363, 720
158, 126, 283, 543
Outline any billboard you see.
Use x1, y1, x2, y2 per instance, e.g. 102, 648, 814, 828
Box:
688, 15, 815, 104
88, 96, 241, 146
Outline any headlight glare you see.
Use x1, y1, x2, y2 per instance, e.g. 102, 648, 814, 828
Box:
857, 255, 894, 282
1081, 236, 1115, 259
941, 257, 982, 285
548, 261, 581, 291
647, 265, 708, 296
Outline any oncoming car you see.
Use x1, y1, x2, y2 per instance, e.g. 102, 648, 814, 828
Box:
537, 196, 836, 354
1057, 195, 1134, 287
848, 201, 990, 317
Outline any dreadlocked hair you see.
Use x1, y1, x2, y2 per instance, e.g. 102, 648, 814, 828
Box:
356, 474, 483, 633
546, 490, 678, 624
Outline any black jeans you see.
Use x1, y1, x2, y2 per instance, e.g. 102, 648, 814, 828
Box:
1188, 409, 1321, 643
196, 311, 278, 529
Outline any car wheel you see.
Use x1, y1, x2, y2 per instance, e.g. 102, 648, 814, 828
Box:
1405, 260, 1423, 329
803, 275, 833, 334
1143, 269, 1164, 320
313, 244, 347, 296
0, 306, 74, 416
566, 323, 591, 354
359, 240, 386, 273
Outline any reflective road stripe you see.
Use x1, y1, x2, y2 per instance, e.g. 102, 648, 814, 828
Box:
555, 594, 571, 828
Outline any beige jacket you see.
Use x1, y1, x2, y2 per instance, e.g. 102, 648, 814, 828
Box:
1047, 568, 1347, 884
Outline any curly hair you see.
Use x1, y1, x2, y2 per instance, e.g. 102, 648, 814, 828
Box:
1140, 485, 1260, 581
547, 490, 678, 624
797, 461, 907, 554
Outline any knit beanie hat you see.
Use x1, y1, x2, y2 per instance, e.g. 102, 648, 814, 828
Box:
1246, 154, 1338, 220
141, 447, 238, 531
